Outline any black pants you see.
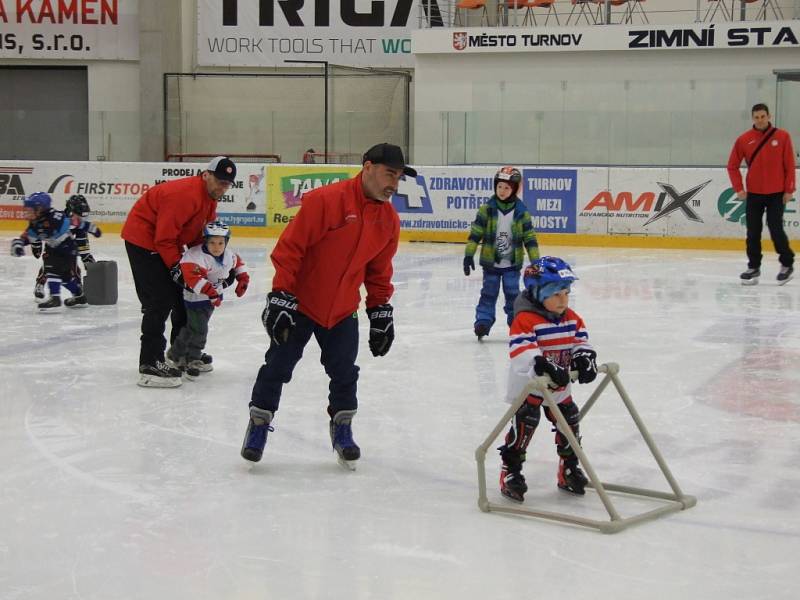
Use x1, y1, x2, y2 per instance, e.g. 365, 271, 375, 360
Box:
42, 250, 80, 283
745, 192, 795, 269
125, 241, 186, 366
250, 312, 360, 415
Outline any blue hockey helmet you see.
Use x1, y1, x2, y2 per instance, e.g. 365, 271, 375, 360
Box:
203, 220, 230, 242
523, 256, 578, 303
23, 192, 52, 212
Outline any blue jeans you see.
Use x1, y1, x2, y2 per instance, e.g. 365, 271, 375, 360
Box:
475, 268, 521, 329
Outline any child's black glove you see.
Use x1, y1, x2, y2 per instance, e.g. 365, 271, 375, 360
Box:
571, 349, 598, 384
11, 238, 25, 257
533, 355, 570, 389
463, 256, 475, 276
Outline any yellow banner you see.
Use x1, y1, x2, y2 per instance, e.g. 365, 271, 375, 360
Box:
266, 165, 360, 234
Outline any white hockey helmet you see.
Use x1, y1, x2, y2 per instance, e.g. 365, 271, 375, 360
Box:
203, 220, 230, 242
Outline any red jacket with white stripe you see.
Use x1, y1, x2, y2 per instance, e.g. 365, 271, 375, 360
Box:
727, 125, 796, 195
121, 176, 217, 267
271, 172, 400, 328
507, 296, 593, 405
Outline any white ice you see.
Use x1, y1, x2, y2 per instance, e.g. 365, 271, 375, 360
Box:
0, 237, 799, 600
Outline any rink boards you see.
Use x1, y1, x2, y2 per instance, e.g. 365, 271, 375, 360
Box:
1, 160, 798, 250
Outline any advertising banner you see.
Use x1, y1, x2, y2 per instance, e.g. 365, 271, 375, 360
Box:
3, 161, 797, 243
0, 0, 139, 60
265, 165, 579, 236
576, 167, 799, 239
0, 161, 266, 227
413, 20, 800, 55
265, 165, 360, 228
196, 0, 416, 67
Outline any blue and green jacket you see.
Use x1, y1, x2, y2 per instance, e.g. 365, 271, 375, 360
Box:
465, 196, 539, 270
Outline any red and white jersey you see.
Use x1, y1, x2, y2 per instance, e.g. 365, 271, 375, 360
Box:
179, 243, 247, 304
506, 304, 593, 405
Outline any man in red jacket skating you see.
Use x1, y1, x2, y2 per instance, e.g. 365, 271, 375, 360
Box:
727, 103, 796, 286
241, 143, 414, 469
122, 156, 236, 388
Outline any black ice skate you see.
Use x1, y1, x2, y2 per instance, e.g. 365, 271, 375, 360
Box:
199, 353, 214, 370
182, 362, 201, 381
557, 457, 588, 495
740, 268, 760, 286
330, 409, 360, 470
38, 296, 61, 311
474, 322, 491, 341
500, 465, 528, 502
34, 282, 45, 299
138, 361, 182, 388
777, 266, 793, 286
191, 357, 213, 373
65, 294, 88, 308
241, 407, 274, 463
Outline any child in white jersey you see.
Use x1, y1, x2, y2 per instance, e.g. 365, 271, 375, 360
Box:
499, 256, 598, 502
166, 221, 249, 379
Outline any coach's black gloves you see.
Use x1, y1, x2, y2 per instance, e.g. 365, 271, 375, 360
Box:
367, 303, 394, 357
169, 263, 187, 289
262, 291, 299, 345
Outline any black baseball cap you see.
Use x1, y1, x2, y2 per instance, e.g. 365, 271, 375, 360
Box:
206, 156, 237, 182
362, 143, 417, 178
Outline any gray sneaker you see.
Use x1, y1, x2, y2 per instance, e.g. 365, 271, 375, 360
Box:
740, 268, 760, 286
777, 266, 793, 286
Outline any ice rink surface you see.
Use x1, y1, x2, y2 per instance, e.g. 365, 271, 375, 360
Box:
1, 237, 799, 600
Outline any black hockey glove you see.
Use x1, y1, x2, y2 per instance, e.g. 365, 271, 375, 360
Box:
262, 291, 298, 345
31, 241, 42, 259
533, 355, 570, 389
463, 255, 475, 276
10, 238, 25, 257
221, 269, 237, 289
169, 263, 193, 292
571, 348, 598, 384
367, 303, 394, 357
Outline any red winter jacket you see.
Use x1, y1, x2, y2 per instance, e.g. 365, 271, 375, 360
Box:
271, 172, 400, 328
727, 125, 796, 195
121, 176, 217, 267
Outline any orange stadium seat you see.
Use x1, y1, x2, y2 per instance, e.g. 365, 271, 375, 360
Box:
454, 0, 489, 26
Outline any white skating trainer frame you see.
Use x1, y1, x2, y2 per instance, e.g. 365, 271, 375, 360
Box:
475, 363, 697, 534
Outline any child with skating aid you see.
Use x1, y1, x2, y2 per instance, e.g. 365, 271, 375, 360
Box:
498, 256, 598, 502
33, 194, 96, 300
463, 166, 539, 340
166, 221, 249, 379
11, 192, 102, 311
